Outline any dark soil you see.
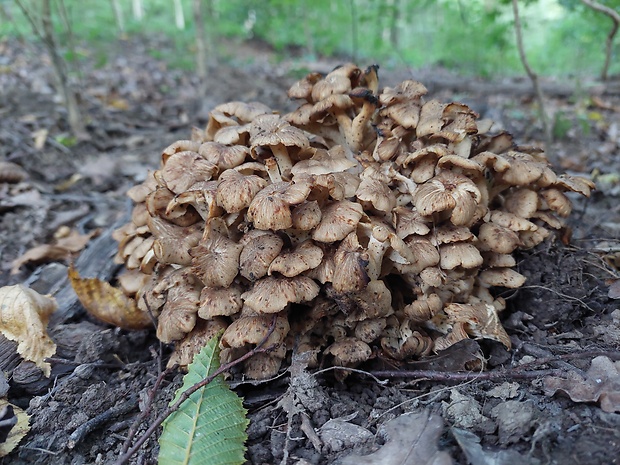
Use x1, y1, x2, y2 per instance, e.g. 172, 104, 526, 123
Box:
1, 36, 619, 465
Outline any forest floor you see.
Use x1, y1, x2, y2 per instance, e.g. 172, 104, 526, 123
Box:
1, 36, 620, 465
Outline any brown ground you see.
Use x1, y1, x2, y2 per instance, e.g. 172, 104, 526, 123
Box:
1, 37, 619, 465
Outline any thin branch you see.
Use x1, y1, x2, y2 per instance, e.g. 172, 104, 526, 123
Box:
511, 0, 552, 148
114, 315, 279, 465
581, 0, 620, 81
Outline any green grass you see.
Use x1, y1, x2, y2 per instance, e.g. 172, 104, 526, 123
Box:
0, 0, 617, 78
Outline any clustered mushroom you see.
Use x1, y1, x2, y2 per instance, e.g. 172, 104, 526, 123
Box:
113, 64, 594, 379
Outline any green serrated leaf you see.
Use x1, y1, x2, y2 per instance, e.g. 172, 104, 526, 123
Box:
158, 333, 249, 465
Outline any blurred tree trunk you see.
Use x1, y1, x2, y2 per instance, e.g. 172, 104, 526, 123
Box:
302, 1, 316, 57
16, 0, 87, 139
132, 0, 143, 21
580, 0, 619, 81
193, 0, 207, 85
174, 0, 185, 30
389, 0, 400, 48
110, 0, 125, 34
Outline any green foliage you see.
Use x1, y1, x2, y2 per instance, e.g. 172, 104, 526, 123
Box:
2, 0, 618, 78
158, 334, 249, 465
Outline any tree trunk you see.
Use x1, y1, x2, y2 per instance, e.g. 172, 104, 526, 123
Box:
193, 0, 207, 86
580, 0, 620, 81
39, 0, 88, 139
174, 0, 185, 30
132, 0, 143, 21
110, 0, 125, 34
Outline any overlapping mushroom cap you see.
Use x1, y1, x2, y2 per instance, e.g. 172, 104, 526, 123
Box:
114, 64, 594, 379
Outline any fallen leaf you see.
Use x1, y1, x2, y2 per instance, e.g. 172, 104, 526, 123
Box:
11, 228, 99, 274
0, 400, 29, 458
68, 265, 152, 330
452, 428, 540, 465
0, 285, 57, 376
341, 410, 453, 465
544, 356, 620, 413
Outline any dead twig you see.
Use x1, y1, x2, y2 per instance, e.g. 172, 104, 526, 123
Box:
368, 368, 562, 382
581, 0, 620, 81
114, 315, 279, 465
511, 0, 552, 148
67, 395, 138, 450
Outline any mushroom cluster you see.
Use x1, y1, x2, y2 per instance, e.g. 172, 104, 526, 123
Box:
113, 64, 594, 379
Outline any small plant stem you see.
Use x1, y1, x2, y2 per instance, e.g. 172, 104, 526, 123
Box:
511, 0, 552, 149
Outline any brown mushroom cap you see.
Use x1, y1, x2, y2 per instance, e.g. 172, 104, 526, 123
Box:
190, 225, 243, 288
325, 337, 372, 366
439, 243, 484, 270
291, 201, 322, 230
241, 276, 320, 313
248, 180, 313, 230
239, 230, 284, 281
216, 169, 268, 213
268, 240, 324, 277
220, 314, 290, 349
477, 222, 521, 254
413, 171, 481, 226
198, 285, 243, 319
290, 145, 356, 176
312, 200, 364, 243
478, 268, 526, 288
331, 232, 370, 293
160, 151, 218, 194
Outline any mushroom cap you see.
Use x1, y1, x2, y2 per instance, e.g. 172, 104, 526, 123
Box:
404, 293, 442, 322
288, 72, 323, 101
198, 285, 243, 319
156, 272, 202, 343
490, 210, 538, 232
332, 232, 370, 293
291, 201, 322, 230
504, 188, 539, 218
248, 180, 312, 230
241, 276, 320, 313
325, 337, 372, 366
413, 171, 481, 226
392, 206, 431, 238
290, 145, 356, 176
379, 80, 428, 106
167, 317, 229, 368
311, 63, 360, 102
355, 318, 387, 343
239, 230, 284, 281
216, 169, 268, 213
477, 222, 521, 254
220, 314, 290, 348
355, 178, 397, 213
416, 100, 446, 138
312, 200, 364, 243
540, 188, 572, 217
190, 226, 243, 288
160, 151, 218, 194
199, 142, 249, 170
249, 114, 309, 154
439, 242, 483, 270
478, 268, 527, 288
268, 240, 324, 277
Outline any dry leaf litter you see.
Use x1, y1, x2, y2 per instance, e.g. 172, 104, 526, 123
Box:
108, 64, 594, 379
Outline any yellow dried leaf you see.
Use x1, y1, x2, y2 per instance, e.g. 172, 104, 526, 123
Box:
0, 285, 57, 377
0, 400, 30, 458
68, 265, 152, 330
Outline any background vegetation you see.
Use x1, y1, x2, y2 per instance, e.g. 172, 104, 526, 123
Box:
0, 0, 618, 79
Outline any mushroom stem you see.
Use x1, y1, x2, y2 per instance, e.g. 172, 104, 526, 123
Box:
350, 100, 376, 153
367, 235, 390, 280
265, 157, 283, 183
271, 145, 293, 179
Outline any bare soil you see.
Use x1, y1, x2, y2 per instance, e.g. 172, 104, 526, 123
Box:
1, 36, 619, 465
